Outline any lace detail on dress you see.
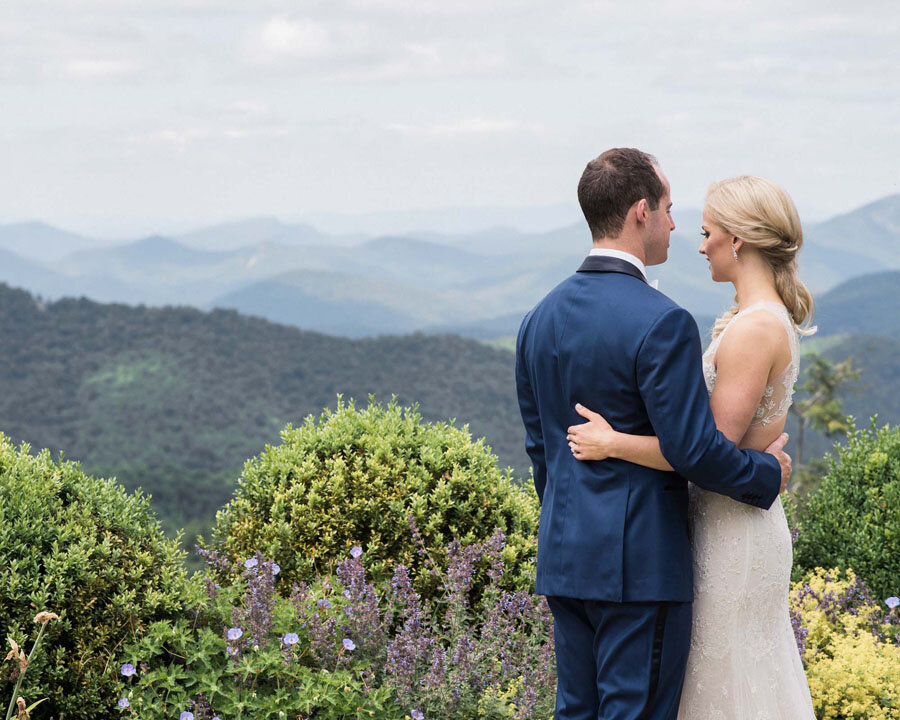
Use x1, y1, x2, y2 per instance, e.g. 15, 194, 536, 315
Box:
701, 302, 800, 427
679, 302, 816, 719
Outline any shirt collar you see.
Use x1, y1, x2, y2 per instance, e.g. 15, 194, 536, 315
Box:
588, 248, 648, 281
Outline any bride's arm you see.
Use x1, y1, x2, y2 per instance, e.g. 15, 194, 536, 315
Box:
706, 313, 781, 445
567, 404, 674, 471
568, 313, 781, 467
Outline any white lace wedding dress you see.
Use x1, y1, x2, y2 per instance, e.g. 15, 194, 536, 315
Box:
677, 301, 816, 719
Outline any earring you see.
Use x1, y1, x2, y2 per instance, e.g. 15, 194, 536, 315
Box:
732, 245, 739, 260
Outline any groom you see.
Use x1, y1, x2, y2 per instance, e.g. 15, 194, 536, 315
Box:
515, 148, 791, 720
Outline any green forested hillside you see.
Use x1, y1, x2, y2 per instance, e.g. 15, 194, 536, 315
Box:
0, 284, 524, 559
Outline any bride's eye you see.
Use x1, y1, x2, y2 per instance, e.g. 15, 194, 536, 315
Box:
700, 229, 710, 239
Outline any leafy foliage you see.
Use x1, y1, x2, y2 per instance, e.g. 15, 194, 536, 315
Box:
203, 398, 540, 605
790, 352, 861, 468
118, 536, 555, 720
791, 421, 900, 601
0, 433, 189, 719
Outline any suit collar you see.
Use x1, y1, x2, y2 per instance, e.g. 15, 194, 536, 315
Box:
577, 255, 648, 284
588, 248, 647, 278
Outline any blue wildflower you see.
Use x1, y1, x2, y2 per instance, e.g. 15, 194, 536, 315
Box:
117, 698, 130, 708
411, 710, 424, 720
272, 562, 281, 575
317, 598, 330, 609
227, 627, 243, 640
283, 632, 299, 646
180, 713, 194, 720
244, 557, 258, 569
887, 596, 900, 609
120, 663, 135, 677
342, 638, 356, 651
350, 546, 363, 559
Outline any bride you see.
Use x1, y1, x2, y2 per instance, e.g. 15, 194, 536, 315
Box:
566, 175, 817, 719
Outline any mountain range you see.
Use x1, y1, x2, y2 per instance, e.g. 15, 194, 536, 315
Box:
0, 194, 896, 339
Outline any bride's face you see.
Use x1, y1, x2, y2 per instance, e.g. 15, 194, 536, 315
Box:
698, 208, 735, 283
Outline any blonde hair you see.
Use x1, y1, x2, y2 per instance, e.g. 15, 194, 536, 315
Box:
706, 175, 816, 339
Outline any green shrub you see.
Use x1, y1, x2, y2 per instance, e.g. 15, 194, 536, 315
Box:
202, 397, 539, 605
791, 419, 900, 601
0, 434, 189, 719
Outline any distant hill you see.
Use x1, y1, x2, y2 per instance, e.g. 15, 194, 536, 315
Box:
0, 285, 525, 556
0, 283, 895, 561
813, 271, 900, 338
0, 194, 896, 339
0, 221, 108, 261
806, 195, 900, 266
175, 217, 362, 251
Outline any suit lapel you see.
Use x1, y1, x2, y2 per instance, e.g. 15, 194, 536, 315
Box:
576, 255, 648, 284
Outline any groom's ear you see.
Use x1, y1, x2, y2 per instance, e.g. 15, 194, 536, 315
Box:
634, 198, 649, 225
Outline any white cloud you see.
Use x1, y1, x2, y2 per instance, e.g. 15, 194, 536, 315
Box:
62, 58, 138, 80
251, 15, 371, 62
388, 117, 535, 137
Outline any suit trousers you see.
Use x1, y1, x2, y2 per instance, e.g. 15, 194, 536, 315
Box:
546, 596, 692, 720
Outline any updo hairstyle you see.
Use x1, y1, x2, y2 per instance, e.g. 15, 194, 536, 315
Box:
706, 175, 816, 339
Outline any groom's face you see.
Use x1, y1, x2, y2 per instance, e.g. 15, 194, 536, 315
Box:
645, 169, 674, 266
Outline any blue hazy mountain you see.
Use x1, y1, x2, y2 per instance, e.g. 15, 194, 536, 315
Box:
2, 195, 896, 338
175, 217, 362, 251
0, 221, 109, 262
813, 271, 900, 338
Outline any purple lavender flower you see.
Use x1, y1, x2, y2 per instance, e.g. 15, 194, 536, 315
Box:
227, 627, 243, 640
343, 638, 356, 651
120, 663, 135, 677
233, 554, 278, 646
117, 698, 130, 708
283, 632, 299, 646
887, 597, 900, 609
350, 546, 363, 559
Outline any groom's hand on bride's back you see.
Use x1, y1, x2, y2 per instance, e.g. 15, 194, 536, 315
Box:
764, 433, 792, 493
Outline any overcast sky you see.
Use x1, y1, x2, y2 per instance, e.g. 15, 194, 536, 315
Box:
1, 0, 897, 237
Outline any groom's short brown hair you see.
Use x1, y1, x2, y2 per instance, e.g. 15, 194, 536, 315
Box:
578, 148, 665, 239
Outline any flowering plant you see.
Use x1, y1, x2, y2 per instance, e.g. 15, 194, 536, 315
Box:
789, 568, 900, 719
116, 525, 555, 719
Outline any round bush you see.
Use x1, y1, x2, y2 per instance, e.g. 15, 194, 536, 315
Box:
202, 397, 539, 603
0, 434, 189, 719
791, 420, 900, 601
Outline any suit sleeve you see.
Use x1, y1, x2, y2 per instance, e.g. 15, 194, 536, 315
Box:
636, 307, 781, 509
516, 314, 547, 504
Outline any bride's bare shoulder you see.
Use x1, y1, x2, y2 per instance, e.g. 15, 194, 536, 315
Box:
716, 310, 784, 364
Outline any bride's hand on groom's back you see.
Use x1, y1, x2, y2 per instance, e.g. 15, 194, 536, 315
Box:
764, 433, 792, 493
567, 403, 616, 461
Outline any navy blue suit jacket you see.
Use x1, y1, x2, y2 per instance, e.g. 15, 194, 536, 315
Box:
515, 256, 782, 602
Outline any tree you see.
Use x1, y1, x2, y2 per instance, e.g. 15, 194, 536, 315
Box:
790, 353, 861, 467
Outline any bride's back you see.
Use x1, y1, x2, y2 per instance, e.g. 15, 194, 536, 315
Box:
702, 301, 799, 453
